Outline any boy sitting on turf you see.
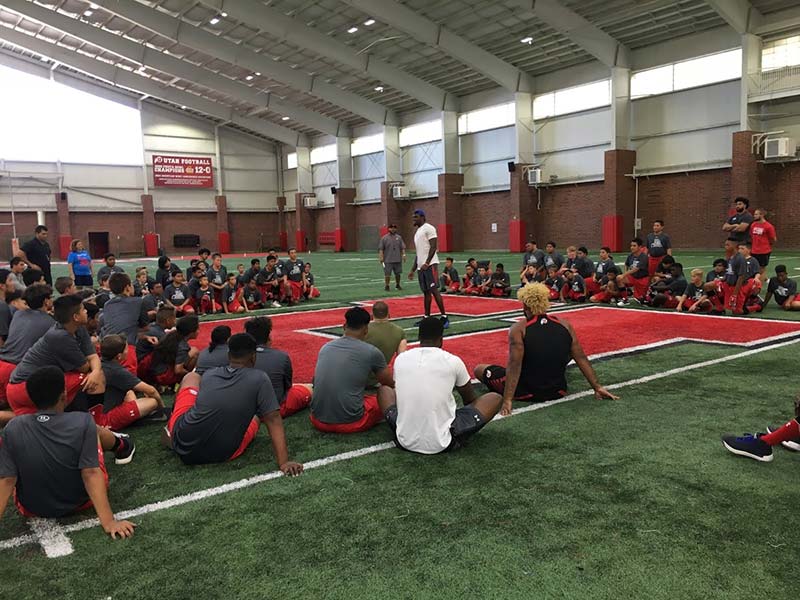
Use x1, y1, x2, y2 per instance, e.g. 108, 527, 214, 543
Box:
616, 237, 650, 304
257, 255, 285, 309
242, 259, 261, 285
590, 266, 624, 304
764, 264, 800, 310
164, 271, 195, 316
95, 274, 112, 308
138, 315, 199, 390
676, 269, 712, 313
303, 262, 320, 299
207, 253, 227, 304
99, 273, 150, 373
462, 265, 480, 294
520, 264, 538, 288
439, 257, 460, 293
649, 263, 688, 309
587, 246, 615, 296
561, 270, 587, 302
0, 366, 136, 535
222, 272, 247, 314
195, 326, 231, 375
135, 306, 175, 366
245, 317, 313, 417
310, 307, 394, 433
283, 248, 305, 306
142, 281, 170, 321
162, 334, 303, 474
236, 263, 246, 287
194, 274, 218, 315
474, 266, 492, 296
381, 317, 502, 454
90, 334, 166, 430
244, 279, 264, 311
490, 264, 512, 297
731, 242, 762, 315
544, 265, 565, 301
55, 276, 77, 297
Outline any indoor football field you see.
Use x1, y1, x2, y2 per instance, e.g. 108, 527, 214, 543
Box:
1, 250, 799, 600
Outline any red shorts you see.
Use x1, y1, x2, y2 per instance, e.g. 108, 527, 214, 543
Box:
0, 360, 16, 405
89, 400, 141, 431
446, 281, 460, 292
137, 353, 178, 387
168, 387, 259, 460
305, 286, 321, 298
491, 287, 510, 297
177, 303, 196, 316
14, 444, 107, 518
622, 275, 650, 300
682, 297, 710, 312
462, 285, 479, 295
280, 384, 312, 418
648, 256, 663, 277
661, 292, 679, 309
565, 289, 586, 302
7, 371, 85, 415
246, 301, 263, 310
310, 394, 383, 433
225, 299, 244, 312
735, 278, 762, 314
585, 279, 601, 295
548, 289, 560, 301
289, 280, 304, 302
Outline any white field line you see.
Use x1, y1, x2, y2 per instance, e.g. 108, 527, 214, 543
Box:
28, 519, 74, 558
2, 335, 799, 558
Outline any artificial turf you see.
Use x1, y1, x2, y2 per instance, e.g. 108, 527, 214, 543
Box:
2, 249, 800, 599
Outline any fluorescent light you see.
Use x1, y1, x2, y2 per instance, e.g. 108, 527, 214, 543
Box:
520, 36, 533, 44
90, 2, 99, 8
374, 85, 384, 92
220, 11, 227, 17
255, 72, 261, 76
83, 10, 93, 16
245, 74, 254, 81
210, 16, 220, 24
347, 26, 358, 33
180, 105, 186, 109
364, 18, 375, 26
281, 116, 290, 121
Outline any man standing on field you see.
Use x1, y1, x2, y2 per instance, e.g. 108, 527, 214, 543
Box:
378, 224, 406, 292
408, 210, 449, 328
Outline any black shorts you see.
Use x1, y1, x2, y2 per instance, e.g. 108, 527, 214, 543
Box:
752, 253, 770, 268
384, 404, 487, 452
478, 365, 566, 402
383, 262, 402, 277
74, 274, 93, 287
418, 265, 439, 293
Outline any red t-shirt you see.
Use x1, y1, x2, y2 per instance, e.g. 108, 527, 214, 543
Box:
750, 221, 776, 254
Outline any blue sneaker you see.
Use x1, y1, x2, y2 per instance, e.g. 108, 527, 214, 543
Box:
722, 433, 773, 462
441, 316, 450, 329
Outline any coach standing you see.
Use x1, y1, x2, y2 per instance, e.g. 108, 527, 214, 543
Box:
378, 224, 406, 292
16, 225, 52, 285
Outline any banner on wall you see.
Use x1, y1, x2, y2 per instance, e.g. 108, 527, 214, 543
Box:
152, 155, 214, 188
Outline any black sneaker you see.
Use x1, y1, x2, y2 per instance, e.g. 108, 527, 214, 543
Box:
113, 432, 136, 465
384, 285, 390, 291
143, 406, 172, 423
441, 316, 450, 329
395, 285, 402, 290
766, 424, 800, 452
722, 433, 773, 462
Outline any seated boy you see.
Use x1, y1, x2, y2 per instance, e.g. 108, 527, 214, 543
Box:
649, 263, 688, 309
235, 263, 247, 287
474, 267, 492, 296
616, 237, 650, 303
310, 307, 394, 433
590, 267, 625, 304
164, 271, 195, 316
489, 264, 512, 297
137, 315, 199, 389
439, 257, 460, 293
162, 334, 303, 474
0, 366, 136, 535
99, 273, 150, 373
764, 264, 799, 310
244, 279, 264, 311
91, 335, 166, 430
222, 273, 246, 314
461, 265, 480, 295
194, 274, 218, 315
561, 270, 586, 302
142, 281, 170, 321
544, 266, 565, 301
256, 255, 285, 308
303, 262, 320, 299
95, 274, 112, 308
207, 253, 227, 304
55, 276, 77, 297
587, 247, 615, 295
704, 258, 728, 313
135, 306, 174, 366
283, 248, 305, 305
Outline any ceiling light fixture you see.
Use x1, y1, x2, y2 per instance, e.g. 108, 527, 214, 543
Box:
364, 19, 375, 26
281, 116, 290, 121
374, 85, 384, 92
520, 36, 533, 44
90, 2, 99, 8
209, 16, 220, 24
245, 74, 254, 80
180, 105, 186, 109
221, 11, 227, 17
83, 9, 93, 16
347, 26, 358, 33
255, 72, 261, 76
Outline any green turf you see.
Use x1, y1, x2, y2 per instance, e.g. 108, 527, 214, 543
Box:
3, 249, 800, 599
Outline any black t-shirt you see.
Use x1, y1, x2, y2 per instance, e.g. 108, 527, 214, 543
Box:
544, 252, 564, 271
523, 250, 546, 268
737, 256, 760, 281
569, 274, 586, 293
222, 284, 240, 304
545, 276, 565, 293
594, 258, 615, 280
207, 265, 227, 287
573, 257, 594, 279
725, 255, 744, 286
142, 293, 164, 313
195, 287, 214, 303
284, 259, 304, 282
767, 277, 798, 305
490, 272, 511, 288
665, 276, 688, 296
21, 238, 52, 284
244, 287, 262, 305
727, 211, 754, 243
683, 282, 705, 300
101, 358, 141, 411
11, 325, 95, 383
172, 367, 279, 464
443, 266, 458, 282
0, 411, 98, 517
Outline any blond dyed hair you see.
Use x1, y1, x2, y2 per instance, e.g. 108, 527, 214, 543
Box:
517, 282, 550, 315
690, 268, 704, 279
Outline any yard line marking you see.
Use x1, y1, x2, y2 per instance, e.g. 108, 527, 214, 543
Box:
28, 519, 74, 558
2, 335, 798, 557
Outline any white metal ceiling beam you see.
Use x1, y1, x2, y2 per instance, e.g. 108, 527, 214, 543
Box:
91, 0, 396, 125
753, 6, 800, 36
340, 0, 534, 93
198, 0, 458, 111
0, 25, 309, 146
510, 0, 631, 68
0, 0, 348, 137
704, 0, 763, 34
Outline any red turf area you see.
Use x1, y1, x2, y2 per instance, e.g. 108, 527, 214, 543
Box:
192, 299, 800, 382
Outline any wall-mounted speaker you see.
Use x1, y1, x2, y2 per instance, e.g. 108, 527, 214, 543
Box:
507, 162, 516, 173
330, 186, 337, 195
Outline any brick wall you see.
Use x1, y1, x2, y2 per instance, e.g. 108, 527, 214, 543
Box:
314, 207, 336, 242
460, 192, 511, 250
69, 212, 143, 256
228, 212, 281, 252
531, 182, 607, 249
762, 161, 800, 247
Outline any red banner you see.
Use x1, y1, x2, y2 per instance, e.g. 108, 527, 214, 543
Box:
152, 155, 214, 188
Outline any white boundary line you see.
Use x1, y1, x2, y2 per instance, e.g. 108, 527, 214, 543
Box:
2, 334, 799, 558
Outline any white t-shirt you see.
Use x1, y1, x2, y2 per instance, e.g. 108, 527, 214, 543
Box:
394, 347, 471, 454
414, 222, 439, 269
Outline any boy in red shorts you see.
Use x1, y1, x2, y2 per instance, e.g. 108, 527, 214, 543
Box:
162, 334, 302, 474
164, 271, 195, 316
489, 264, 512, 297
310, 307, 394, 433
138, 315, 199, 389
283, 248, 305, 305
544, 265, 566, 301
439, 257, 461, 293
461, 265, 480, 294
617, 237, 649, 304
731, 241, 762, 315
561, 270, 587, 302
649, 263, 688, 309
99, 272, 150, 374
0, 366, 136, 535
194, 274, 218, 315
677, 269, 712, 312
587, 247, 615, 296
7, 295, 104, 415
244, 279, 264, 310
474, 266, 492, 296
303, 263, 321, 299
222, 272, 246, 314
590, 267, 625, 304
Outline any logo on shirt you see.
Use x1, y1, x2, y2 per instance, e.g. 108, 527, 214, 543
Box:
540, 318, 548, 325
36, 415, 50, 423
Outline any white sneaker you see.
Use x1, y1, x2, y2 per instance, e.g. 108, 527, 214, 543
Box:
271, 301, 282, 308
616, 298, 630, 307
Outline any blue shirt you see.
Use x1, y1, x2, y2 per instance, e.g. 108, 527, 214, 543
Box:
67, 250, 92, 276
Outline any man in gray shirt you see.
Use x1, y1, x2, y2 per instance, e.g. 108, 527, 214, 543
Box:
310, 307, 394, 433
378, 224, 406, 291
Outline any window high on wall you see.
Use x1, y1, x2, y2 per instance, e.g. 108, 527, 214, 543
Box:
399, 120, 441, 147
310, 144, 336, 165
350, 133, 383, 156
631, 48, 742, 99
762, 35, 800, 71
457, 102, 514, 134
533, 79, 611, 120
0, 64, 143, 165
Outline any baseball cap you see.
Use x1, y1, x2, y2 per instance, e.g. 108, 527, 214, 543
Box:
413, 209, 425, 217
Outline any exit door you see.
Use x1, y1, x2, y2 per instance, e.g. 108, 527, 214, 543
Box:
88, 232, 109, 259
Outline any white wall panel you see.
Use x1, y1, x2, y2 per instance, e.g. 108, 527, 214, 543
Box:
460, 126, 514, 189
401, 141, 441, 196
353, 151, 384, 202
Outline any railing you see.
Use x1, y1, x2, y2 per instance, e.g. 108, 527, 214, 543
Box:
748, 65, 800, 99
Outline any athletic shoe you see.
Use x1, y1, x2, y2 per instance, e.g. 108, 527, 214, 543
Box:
721, 433, 773, 462
384, 285, 390, 291
113, 432, 136, 465
441, 316, 450, 329
766, 424, 800, 452
617, 298, 630, 307
143, 406, 172, 423
271, 301, 282, 308
629, 297, 641, 305
395, 285, 402, 290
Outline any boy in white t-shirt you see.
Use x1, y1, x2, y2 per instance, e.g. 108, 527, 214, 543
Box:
378, 317, 502, 454
407, 209, 449, 328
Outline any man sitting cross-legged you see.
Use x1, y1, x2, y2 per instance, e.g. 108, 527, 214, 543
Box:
365, 301, 407, 391
310, 307, 394, 433
379, 317, 502, 454
476, 282, 618, 416
0, 366, 136, 536
162, 333, 303, 475
721, 395, 800, 462
244, 317, 312, 418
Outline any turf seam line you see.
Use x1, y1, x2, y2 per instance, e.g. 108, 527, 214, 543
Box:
1, 335, 799, 557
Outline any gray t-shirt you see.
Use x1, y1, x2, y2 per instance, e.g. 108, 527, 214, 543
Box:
135, 324, 165, 361
254, 345, 293, 404
727, 211, 754, 243
768, 277, 798, 305
646, 233, 672, 257
544, 252, 564, 270
0, 302, 11, 340
0, 411, 98, 517
99, 295, 149, 345
96, 265, 125, 282
311, 336, 386, 424
196, 345, 230, 375
11, 325, 95, 383
379, 233, 406, 264
101, 358, 141, 411
523, 249, 546, 268
172, 366, 279, 464
0, 310, 55, 364
573, 256, 595, 279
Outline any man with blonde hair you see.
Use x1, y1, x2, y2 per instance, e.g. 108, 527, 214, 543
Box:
475, 283, 617, 415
